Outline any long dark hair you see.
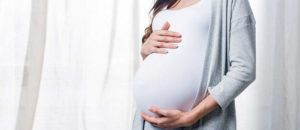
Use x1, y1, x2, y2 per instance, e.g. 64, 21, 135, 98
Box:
141, 0, 180, 44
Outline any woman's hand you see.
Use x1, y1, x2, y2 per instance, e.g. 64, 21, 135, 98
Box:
141, 95, 220, 129
141, 21, 182, 60
141, 106, 198, 129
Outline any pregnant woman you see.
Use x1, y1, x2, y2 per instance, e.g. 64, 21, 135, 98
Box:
132, 0, 256, 129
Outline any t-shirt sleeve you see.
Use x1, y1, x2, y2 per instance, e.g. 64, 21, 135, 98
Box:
207, 0, 256, 109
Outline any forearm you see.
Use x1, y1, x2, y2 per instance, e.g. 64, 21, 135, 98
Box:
189, 94, 219, 121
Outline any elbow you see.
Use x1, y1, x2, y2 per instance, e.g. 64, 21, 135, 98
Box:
250, 68, 256, 83
247, 61, 256, 83
248, 70, 256, 83
244, 63, 256, 84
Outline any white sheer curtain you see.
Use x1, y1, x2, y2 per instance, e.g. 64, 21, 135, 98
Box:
0, 0, 151, 130
236, 0, 300, 130
0, 0, 299, 130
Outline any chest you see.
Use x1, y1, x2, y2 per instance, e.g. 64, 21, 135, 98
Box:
151, 0, 211, 34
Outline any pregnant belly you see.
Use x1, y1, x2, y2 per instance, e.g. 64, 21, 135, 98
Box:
133, 49, 206, 117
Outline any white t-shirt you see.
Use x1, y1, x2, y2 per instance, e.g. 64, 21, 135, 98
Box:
133, 0, 211, 118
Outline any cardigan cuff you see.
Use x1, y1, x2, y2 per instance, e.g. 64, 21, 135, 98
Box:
206, 74, 255, 110
207, 84, 230, 110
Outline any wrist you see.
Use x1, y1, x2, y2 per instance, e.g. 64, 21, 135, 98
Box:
188, 95, 219, 123
181, 110, 200, 126
187, 102, 208, 123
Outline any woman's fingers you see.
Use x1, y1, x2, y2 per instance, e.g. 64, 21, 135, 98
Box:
149, 106, 180, 118
150, 47, 168, 54
154, 42, 179, 49
154, 36, 182, 43
155, 30, 181, 37
141, 112, 175, 127
149, 106, 170, 117
140, 23, 182, 59
160, 21, 170, 30
141, 45, 168, 57
142, 106, 187, 129
149, 106, 182, 119
141, 112, 159, 124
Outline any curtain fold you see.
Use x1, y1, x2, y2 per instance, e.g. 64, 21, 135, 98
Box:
16, 0, 48, 129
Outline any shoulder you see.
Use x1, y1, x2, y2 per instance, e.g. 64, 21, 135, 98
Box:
210, 0, 256, 29
211, 0, 254, 19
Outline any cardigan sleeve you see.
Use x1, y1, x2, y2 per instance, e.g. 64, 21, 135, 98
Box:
207, 0, 256, 109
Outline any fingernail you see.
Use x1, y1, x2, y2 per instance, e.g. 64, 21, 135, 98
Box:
177, 33, 182, 37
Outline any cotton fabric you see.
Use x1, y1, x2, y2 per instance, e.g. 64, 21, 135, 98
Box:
133, 0, 210, 118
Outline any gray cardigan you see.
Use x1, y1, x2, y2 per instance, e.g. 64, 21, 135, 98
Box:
132, 0, 256, 129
